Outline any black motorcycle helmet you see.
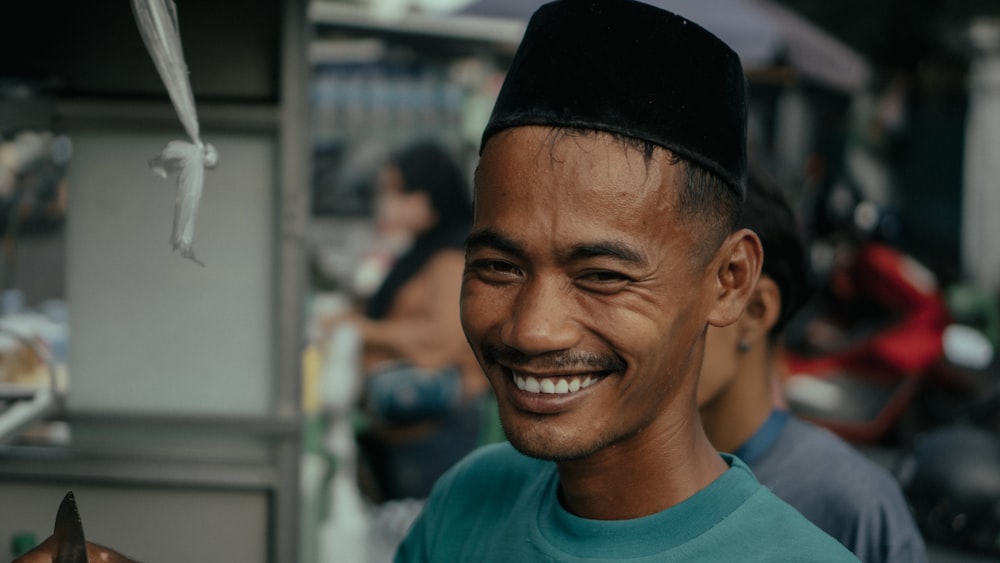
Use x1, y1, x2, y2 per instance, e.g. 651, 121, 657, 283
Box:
896, 425, 1000, 554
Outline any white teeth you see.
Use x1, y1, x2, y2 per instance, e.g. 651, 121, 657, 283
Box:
512, 372, 599, 395
540, 378, 556, 393
525, 376, 541, 393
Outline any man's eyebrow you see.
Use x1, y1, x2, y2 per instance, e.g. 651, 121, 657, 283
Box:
465, 229, 524, 257
465, 230, 647, 267
567, 241, 648, 267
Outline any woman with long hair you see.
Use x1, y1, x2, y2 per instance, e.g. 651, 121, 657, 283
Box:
352, 140, 490, 501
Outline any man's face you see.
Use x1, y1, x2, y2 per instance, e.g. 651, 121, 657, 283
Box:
461, 127, 720, 461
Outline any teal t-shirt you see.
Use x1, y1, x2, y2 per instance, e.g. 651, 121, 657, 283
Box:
396, 442, 859, 562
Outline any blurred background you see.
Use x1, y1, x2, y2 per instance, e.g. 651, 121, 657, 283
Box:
2, 0, 1000, 561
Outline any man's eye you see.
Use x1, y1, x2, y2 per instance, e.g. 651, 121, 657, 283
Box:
469, 259, 522, 280
488, 261, 518, 274
577, 270, 631, 292
586, 271, 627, 282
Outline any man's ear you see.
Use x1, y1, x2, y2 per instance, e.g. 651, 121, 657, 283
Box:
740, 276, 781, 344
707, 228, 763, 328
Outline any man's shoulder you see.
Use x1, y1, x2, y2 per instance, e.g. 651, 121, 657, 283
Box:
700, 476, 860, 562
399, 442, 552, 559
766, 416, 903, 493
755, 416, 926, 562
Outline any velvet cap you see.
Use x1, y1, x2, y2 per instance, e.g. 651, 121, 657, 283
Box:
481, 0, 749, 197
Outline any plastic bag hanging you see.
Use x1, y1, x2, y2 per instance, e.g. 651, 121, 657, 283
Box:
131, 0, 217, 265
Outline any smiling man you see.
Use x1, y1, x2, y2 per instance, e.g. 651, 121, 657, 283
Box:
395, 0, 859, 560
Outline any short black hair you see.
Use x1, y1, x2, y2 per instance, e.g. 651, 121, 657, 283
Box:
541, 127, 742, 261
739, 167, 809, 335
677, 158, 742, 260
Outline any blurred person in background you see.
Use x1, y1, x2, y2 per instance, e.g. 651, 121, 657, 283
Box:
335, 140, 492, 501
697, 167, 926, 563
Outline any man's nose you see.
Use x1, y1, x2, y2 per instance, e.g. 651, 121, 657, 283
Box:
500, 276, 581, 356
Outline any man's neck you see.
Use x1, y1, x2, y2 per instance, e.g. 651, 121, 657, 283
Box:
700, 350, 775, 454
554, 417, 727, 520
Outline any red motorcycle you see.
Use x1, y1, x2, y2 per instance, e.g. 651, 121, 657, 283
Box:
780, 240, 952, 444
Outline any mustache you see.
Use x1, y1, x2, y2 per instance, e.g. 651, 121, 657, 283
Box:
482, 343, 627, 373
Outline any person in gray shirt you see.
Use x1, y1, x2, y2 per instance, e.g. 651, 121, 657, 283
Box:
697, 168, 927, 563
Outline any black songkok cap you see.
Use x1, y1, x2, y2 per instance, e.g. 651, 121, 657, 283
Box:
481, 0, 748, 198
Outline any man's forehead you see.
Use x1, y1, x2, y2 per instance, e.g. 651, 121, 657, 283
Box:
480, 126, 672, 164
475, 128, 681, 198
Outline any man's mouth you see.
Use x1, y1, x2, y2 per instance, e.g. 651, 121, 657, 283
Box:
511, 371, 603, 394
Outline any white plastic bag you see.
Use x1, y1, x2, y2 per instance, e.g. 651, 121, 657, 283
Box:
131, 0, 217, 265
